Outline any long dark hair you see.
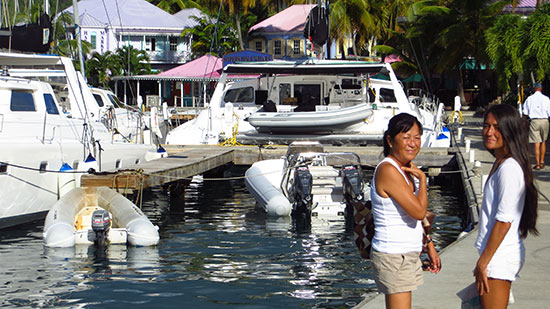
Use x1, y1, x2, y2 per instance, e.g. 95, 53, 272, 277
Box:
484, 104, 538, 238
383, 113, 423, 157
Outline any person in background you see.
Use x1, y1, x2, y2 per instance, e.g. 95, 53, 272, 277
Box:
522, 83, 550, 170
371, 113, 441, 308
475, 104, 539, 308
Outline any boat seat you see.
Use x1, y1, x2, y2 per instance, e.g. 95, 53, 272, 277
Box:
308, 166, 339, 177
311, 186, 343, 196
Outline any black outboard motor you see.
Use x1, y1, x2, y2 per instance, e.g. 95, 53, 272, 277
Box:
91, 209, 111, 246
342, 165, 363, 202
292, 166, 313, 217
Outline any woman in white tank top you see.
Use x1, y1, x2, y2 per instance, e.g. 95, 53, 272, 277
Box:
370, 113, 441, 308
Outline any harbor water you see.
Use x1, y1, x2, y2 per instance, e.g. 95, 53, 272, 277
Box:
0, 166, 464, 308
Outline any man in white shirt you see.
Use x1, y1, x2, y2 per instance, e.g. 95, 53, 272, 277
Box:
523, 83, 550, 169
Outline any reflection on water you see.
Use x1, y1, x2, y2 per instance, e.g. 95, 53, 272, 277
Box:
0, 167, 463, 308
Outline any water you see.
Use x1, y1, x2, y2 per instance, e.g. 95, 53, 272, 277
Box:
0, 167, 464, 308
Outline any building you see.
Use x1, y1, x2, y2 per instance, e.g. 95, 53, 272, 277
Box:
63, 0, 203, 71
247, 4, 352, 60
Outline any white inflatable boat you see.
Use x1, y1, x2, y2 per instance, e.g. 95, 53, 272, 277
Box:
246, 103, 373, 134
245, 142, 367, 219
43, 187, 159, 247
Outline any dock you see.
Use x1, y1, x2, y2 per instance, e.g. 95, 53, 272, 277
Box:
356, 110, 550, 308
80, 145, 453, 190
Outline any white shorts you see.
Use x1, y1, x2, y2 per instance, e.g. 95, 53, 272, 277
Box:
487, 258, 524, 282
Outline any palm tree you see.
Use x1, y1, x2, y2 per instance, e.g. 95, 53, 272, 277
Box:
485, 13, 524, 92
182, 14, 238, 57
522, 3, 550, 82
329, 0, 377, 59
215, 0, 267, 51
414, 0, 511, 106
112, 45, 152, 76
147, 0, 201, 14
86, 51, 117, 87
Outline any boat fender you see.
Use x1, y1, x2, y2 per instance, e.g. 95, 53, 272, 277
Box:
150, 107, 162, 138
162, 102, 169, 121
57, 163, 76, 199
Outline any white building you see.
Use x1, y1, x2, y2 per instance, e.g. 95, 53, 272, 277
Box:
63, 0, 203, 69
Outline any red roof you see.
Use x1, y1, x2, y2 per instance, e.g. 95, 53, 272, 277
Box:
249, 4, 315, 33
158, 54, 222, 78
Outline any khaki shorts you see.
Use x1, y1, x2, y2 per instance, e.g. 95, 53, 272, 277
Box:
371, 250, 423, 295
529, 119, 549, 143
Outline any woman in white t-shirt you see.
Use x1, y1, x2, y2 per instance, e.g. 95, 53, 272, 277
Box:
475, 104, 539, 307
371, 113, 441, 308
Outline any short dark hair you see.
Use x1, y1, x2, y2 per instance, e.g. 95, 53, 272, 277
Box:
383, 113, 423, 157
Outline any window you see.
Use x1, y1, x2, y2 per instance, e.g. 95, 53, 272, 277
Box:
293, 40, 300, 55
145, 37, 156, 51
170, 37, 178, 51
107, 93, 121, 108
274, 40, 282, 55
43, 94, 59, 114
379, 88, 397, 103
255, 41, 263, 52
91, 32, 97, 49
294, 84, 321, 111
11, 90, 36, 111
93, 94, 105, 107
224, 87, 254, 104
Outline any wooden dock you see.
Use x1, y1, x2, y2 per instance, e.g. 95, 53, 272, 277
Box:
80, 145, 454, 190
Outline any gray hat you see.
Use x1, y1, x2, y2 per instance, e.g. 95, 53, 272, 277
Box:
534, 83, 542, 89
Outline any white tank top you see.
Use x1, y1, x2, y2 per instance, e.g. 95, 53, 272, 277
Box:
370, 157, 423, 253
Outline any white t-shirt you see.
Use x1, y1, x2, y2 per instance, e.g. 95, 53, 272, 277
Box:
523, 91, 550, 119
475, 158, 525, 262
371, 157, 423, 253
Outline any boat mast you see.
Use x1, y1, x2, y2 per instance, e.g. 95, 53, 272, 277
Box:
72, 0, 86, 78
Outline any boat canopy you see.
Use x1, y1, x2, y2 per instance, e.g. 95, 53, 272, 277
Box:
223, 61, 389, 76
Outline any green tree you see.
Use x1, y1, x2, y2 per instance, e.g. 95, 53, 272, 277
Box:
86, 51, 117, 87
215, 0, 268, 51
147, 0, 201, 14
329, 0, 376, 59
485, 14, 524, 92
112, 45, 152, 76
405, 0, 511, 106
182, 14, 238, 57
523, 3, 550, 82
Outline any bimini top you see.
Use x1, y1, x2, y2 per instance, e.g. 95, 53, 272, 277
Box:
223, 60, 389, 76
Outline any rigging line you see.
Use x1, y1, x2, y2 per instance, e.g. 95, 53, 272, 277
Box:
52, 0, 59, 53
0, 160, 90, 174
114, 0, 123, 51
198, 0, 224, 105
407, 36, 430, 93
416, 39, 432, 93
114, 0, 137, 104
54, 53, 94, 151
101, 0, 115, 47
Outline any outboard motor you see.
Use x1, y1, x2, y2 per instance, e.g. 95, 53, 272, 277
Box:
342, 165, 366, 220
342, 165, 363, 202
91, 209, 111, 246
292, 166, 313, 217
